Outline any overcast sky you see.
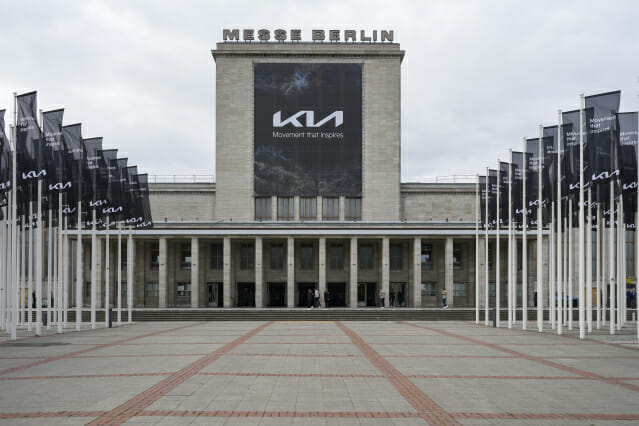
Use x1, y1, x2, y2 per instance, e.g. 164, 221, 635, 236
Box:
1, 0, 638, 181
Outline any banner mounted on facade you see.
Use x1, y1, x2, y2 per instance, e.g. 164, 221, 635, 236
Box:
254, 63, 362, 196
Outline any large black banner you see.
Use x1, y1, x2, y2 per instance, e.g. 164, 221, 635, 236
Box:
0, 110, 10, 194
511, 151, 524, 227
254, 63, 362, 196
619, 112, 638, 228
524, 138, 540, 226
488, 169, 497, 228
562, 109, 582, 196
586, 91, 621, 190
499, 161, 509, 225
479, 175, 487, 229
43, 109, 68, 195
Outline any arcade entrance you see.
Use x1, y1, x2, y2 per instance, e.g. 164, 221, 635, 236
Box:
237, 282, 255, 307
327, 282, 347, 307
206, 282, 223, 307
267, 282, 286, 307
357, 282, 377, 307
297, 282, 317, 307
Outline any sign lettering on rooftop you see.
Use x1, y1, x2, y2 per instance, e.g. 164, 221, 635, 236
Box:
222, 29, 394, 43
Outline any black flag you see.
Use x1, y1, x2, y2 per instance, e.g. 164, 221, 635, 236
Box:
488, 169, 497, 229
62, 124, 83, 225
479, 175, 487, 229
619, 112, 638, 230
83, 137, 103, 209
586, 91, 621, 190
524, 138, 540, 227
0, 110, 11, 194
499, 161, 509, 226
511, 151, 525, 228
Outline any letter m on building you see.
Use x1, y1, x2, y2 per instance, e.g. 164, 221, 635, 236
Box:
223, 29, 240, 41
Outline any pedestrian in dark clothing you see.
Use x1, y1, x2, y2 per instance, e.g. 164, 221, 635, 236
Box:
307, 288, 314, 309
324, 289, 330, 308
32, 291, 36, 309
390, 290, 395, 307
314, 288, 320, 308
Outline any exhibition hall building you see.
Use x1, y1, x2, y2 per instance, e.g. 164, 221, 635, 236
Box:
74, 39, 543, 311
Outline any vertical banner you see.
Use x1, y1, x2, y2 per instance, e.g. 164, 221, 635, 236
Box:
586, 91, 621, 191
254, 63, 362, 196
479, 175, 487, 229
97, 149, 118, 219
16, 91, 41, 209
619, 112, 638, 229
511, 151, 525, 228
499, 161, 509, 226
0, 110, 11, 194
541, 130, 556, 225
43, 109, 68, 214
488, 169, 498, 228
83, 137, 103, 211
525, 138, 540, 226
62, 124, 83, 209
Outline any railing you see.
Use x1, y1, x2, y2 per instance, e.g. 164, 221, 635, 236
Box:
149, 174, 475, 184
402, 175, 477, 184
150, 175, 215, 184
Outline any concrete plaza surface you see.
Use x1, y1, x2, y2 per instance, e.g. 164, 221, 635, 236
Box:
0, 320, 638, 425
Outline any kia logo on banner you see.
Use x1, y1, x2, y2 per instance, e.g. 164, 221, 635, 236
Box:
48, 181, 72, 191
89, 199, 107, 207
273, 110, 343, 128
102, 206, 123, 214
22, 169, 46, 180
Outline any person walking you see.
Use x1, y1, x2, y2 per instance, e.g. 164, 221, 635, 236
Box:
314, 288, 320, 308
441, 288, 448, 309
380, 290, 386, 308
389, 289, 395, 307
324, 289, 330, 309
307, 288, 314, 309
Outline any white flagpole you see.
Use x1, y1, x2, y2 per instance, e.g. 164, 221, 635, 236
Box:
636, 98, 639, 339
91, 208, 96, 329
57, 195, 63, 333
562, 215, 567, 330
592, 187, 596, 332
537, 134, 544, 332
551, 202, 556, 330
127, 226, 133, 323
20, 216, 25, 327
117, 221, 122, 325
75, 200, 82, 331
610, 180, 616, 334
617, 199, 622, 331
27, 201, 33, 331
0, 207, 5, 331
496, 160, 501, 327
568, 203, 573, 330
475, 174, 480, 324
522, 138, 528, 330
47, 207, 52, 330
485, 167, 490, 325
602, 211, 608, 326
105, 215, 110, 328
578, 93, 586, 339
557, 112, 563, 334
63, 215, 68, 326
508, 151, 513, 328
35, 181, 43, 336
11, 96, 18, 340
596, 205, 601, 329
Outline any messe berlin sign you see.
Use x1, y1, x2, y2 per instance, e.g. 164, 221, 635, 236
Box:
223, 29, 394, 43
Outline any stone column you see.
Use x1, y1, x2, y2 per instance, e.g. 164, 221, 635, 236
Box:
412, 237, 421, 307
350, 237, 358, 308
191, 237, 199, 308
271, 196, 277, 221
317, 196, 323, 220
381, 237, 389, 307
445, 237, 454, 307
255, 237, 263, 308
319, 237, 326, 301
339, 197, 346, 221
223, 236, 231, 307
294, 196, 300, 221
95, 237, 103, 309
477, 235, 487, 309
159, 238, 168, 308
287, 237, 295, 307
126, 234, 135, 321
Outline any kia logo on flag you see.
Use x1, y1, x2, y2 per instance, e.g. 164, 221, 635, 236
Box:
592, 170, 619, 182
22, 169, 46, 180
125, 216, 143, 223
0, 180, 11, 190
622, 182, 638, 191
102, 206, 123, 214
273, 110, 343, 128
89, 199, 107, 207
48, 181, 72, 191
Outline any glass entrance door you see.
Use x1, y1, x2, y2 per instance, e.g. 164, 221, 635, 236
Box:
207, 282, 223, 307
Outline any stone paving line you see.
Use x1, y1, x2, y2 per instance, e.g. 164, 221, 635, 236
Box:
0, 320, 638, 424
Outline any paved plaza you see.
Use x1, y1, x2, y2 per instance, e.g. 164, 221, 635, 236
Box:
0, 320, 638, 425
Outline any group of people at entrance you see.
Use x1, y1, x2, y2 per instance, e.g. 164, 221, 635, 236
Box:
307, 288, 331, 309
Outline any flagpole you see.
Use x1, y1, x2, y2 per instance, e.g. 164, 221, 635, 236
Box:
568, 202, 573, 329
556, 112, 563, 334
20, 216, 25, 327
475, 174, 479, 324
485, 167, 489, 325
47, 204, 52, 329
596, 204, 601, 329
63, 215, 69, 326
617, 199, 622, 331
75, 199, 82, 331
537, 131, 543, 332
496, 160, 501, 328
91, 208, 96, 329
27, 200, 33, 332
592, 187, 596, 332
57, 195, 63, 333
104, 215, 110, 328
127, 226, 133, 323
11, 94, 18, 340
508, 151, 513, 328
609, 179, 615, 334
117, 221, 122, 325
35, 180, 43, 336
551, 203, 556, 330
602, 211, 608, 326
577, 93, 586, 339
637, 97, 639, 340
522, 137, 528, 330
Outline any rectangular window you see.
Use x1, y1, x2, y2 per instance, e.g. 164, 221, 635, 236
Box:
453, 282, 468, 297
121, 244, 127, 269
345, 197, 361, 220
255, 197, 272, 220
329, 243, 344, 269
300, 244, 314, 270
277, 197, 294, 220
489, 282, 496, 297
121, 283, 127, 299
85, 282, 91, 298
270, 243, 284, 270
322, 197, 339, 220
421, 243, 433, 271
390, 243, 403, 270
421, 282, 437, 297
145, 282, 159, 297
210, 243, 223, 270
240, 243, 255, 270
150, 243, 159, 270
359, 244, 373, 270
180, 243, 192, 270
453, 243, 463, 270
176, 282, 191, 297
300, 197, 317, 220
